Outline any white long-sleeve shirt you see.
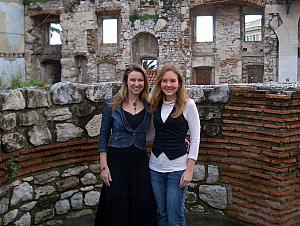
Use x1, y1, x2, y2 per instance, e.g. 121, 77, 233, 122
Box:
148, 98, 201, 173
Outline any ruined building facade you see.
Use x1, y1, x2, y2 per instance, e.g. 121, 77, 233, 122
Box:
1, 0, 300, 87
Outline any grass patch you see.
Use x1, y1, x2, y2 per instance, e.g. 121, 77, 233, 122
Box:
11, 78, 49, 89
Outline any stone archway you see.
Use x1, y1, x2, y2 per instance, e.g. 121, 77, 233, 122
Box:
131, 32, 159, 64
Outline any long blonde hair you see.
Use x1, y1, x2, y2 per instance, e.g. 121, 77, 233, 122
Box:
149, 63, 189, 118
111, 64, 149, 110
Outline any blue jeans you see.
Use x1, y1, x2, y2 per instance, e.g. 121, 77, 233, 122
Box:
150, 169, 187, 226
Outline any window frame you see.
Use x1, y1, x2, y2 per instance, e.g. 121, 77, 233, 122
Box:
49, 22, 62, 46
99, 15, 119, 45
195, 15, 215, 43
244, 13, 263, 43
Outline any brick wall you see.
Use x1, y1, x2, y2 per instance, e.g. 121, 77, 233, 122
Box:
199, 85, 300, 225
0, 83, 299, 225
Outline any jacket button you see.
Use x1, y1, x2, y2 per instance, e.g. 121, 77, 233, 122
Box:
133, 133, 135, 135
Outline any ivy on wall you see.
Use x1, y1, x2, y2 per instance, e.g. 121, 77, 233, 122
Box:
162, 0, 173, 10
129, 10, 159, 25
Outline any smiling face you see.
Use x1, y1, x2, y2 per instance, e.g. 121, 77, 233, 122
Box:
160, 70, 180, 101
127, 70, 145, 96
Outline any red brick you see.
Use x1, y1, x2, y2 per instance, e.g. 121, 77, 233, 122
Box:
20, 159, 43, 168
242, 162, 263, 169
200, 143, 221, 149
228, 151, 248, 158
224, 106, 245, 111
252, 115, 284, 122
202, 137, 229, 143
251, 155, 271, 163
271, 158, 297, 164
272, 145, 297, 151
219, 145, 241, 150
207, 150, 228, 156
239, 189, 261, 197
263, 151, 290, 158
240, 147, 261, 154
270, 189, 295, 197
232, 199, 260, 211
223, 119, 242, 124
262, 108, 287, 114
227, 166, 249, 174
262, 165, 289, 173
270, 203, 294, 211
222, 131, 243, 138
81, 144, 98, 150
230, 138, 250, 146
265, 94, 291, 99
242, 134, 282, 144
249, 171, 271, 179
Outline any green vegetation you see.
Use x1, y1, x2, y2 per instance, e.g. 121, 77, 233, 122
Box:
23, 0, 55, 6
129, 10, 159, 25
5, 159, 18, 181
140, 0, 155, 5
162, 0, 173, 10
11, 78, 48, 89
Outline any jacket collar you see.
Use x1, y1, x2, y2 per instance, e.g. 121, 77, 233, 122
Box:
116, 101, 149, 132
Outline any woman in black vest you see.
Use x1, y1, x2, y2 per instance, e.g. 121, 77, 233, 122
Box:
149, 64, 201, 226
94, 64, 158, 226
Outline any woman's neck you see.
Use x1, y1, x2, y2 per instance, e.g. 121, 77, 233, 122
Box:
128, 94, 140, 104
164, 96, 176, 102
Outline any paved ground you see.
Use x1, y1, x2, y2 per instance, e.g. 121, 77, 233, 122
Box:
55, 212, 252, 226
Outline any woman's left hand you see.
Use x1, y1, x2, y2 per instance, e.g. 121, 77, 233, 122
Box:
179, 169, 193, 188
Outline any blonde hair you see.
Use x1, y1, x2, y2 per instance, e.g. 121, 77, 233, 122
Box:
149, 63, 189, 118
111, 64, 149, 110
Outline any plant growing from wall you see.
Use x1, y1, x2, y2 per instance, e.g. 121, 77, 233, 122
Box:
162, 0, 173, 10
129, 10, 159, 25
23, 0, 55, 6
4, 157, 19, 181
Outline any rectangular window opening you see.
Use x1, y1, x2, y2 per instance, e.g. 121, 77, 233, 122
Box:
103, 18, 118, 44
245, 14, 262, 42
49, 23, 62, 45
196, 16, 214, 42
142, 59, 157, 70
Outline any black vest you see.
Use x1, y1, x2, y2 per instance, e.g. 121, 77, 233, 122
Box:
152, 106, 189, 160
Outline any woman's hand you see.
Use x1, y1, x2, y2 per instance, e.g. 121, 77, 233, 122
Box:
185, 138, 190, 152
179, 168, 193, 188
100, 167, 112, 187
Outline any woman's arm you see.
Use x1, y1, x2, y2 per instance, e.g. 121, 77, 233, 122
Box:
185, 99, 201, 161
180, 99, 201, 188
98, 100, 113, 186
100, 152, 112, 186
98, 100, 112, 152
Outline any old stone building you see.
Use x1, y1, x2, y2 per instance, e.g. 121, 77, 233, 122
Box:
1, 0, 300, 87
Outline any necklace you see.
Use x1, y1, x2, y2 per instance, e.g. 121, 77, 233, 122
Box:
132, 101, 137, 113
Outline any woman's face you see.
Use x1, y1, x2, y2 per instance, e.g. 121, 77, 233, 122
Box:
127, 71, 145, 96
160, 70, 179, 101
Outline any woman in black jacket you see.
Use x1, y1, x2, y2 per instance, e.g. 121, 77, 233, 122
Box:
94, 64, 158, 226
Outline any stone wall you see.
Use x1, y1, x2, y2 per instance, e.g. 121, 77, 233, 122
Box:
0, 82, 300, 225
0, 0, 25, 88
22, 0, 291, 86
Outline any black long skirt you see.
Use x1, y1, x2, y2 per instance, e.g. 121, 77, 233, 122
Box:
94, 146, 158, 226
